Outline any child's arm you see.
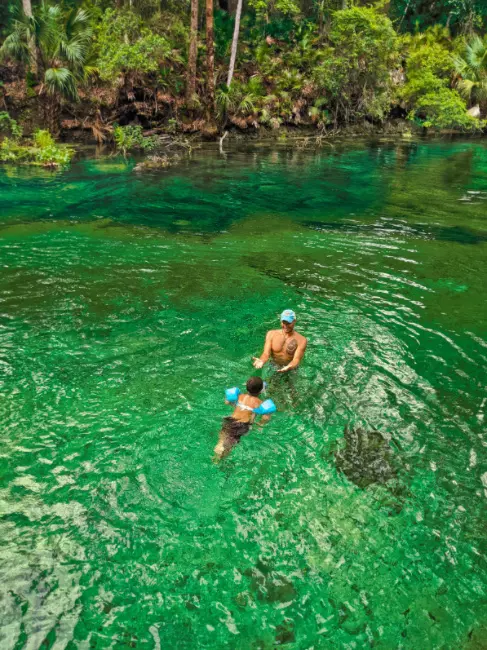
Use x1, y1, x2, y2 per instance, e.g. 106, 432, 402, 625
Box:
255, 414, 271, 428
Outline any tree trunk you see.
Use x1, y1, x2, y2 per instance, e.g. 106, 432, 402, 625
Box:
186, 0, 199, 103
42, 94, 61, 137
22, 0, 37, 78
206, 0, 215, 114
226, 0, 243, 87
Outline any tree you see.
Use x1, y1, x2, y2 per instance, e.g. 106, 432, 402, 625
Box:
454, 35, 487, 113
22, 0, 37, 77
226, 0, 243, 87
206, 0, 215, 112
97, 10, 172, 84
1, 3, 92, 135
186, 0, 199, 103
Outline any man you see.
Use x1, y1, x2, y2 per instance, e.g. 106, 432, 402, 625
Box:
252, 309, 307, 373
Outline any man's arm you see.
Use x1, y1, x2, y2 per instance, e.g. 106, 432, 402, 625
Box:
253, 330, 273, 369
277, 338, 307, 373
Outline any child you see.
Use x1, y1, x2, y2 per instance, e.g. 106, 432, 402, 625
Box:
214, 376, 273, 460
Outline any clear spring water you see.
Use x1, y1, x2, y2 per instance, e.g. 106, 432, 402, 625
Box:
0, 139, 486, 649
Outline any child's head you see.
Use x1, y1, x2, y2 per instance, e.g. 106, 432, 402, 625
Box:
246, 376, 264, 396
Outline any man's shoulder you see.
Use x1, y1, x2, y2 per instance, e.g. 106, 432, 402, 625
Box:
266, 329, 281, 337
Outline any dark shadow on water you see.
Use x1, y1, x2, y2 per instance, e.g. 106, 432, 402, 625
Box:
333, 425, 398, 489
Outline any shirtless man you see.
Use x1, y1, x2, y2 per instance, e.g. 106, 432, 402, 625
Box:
252, 309, 307, 373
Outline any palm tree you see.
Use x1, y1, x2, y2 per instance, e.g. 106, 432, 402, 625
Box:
21, 0, 38, 76
454, 35, 487, 113
206, 0, 215, 114
186, 0, 199, 104
1, 2, 92, 135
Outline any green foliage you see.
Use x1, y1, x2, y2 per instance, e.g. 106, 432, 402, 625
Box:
216, 79, 263, 119
312, 7, 399, 121
97, 10, 172, 81
248, 0, 301, 21
453, 34, 487, 108
408, 87, 482, 130
401, 36, 455, 103
1, 3, 92, 102
390, 0, 487, 35
113, 124, 157, 156
399, 27, 483, 129
0, 129, 74, 166
0, 112, 22, 139
33, 129, 74, 165
1, 0, 486, 137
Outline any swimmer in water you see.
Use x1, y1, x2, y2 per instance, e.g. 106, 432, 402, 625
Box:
253, 309, 307, 373
214, 377, 272, 460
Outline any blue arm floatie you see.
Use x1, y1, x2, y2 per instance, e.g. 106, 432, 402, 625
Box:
253, 399, 277, 415
225, 387, 240, 402
225, 388, 276, 415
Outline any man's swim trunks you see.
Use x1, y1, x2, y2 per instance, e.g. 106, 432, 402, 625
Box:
221, 417, 251, 443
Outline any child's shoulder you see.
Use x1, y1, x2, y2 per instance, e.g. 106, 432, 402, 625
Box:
242, 393, 262, 406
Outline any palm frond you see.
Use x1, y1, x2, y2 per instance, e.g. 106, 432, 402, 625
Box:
465, 35, 486, 71
65, 7, 91, 40
452, 54, 467, 77
0, 21, 31, 65
44, 67, 78, 101
58, 35, 90, 68
457, 78, 476, 100
239, 94, 256, 114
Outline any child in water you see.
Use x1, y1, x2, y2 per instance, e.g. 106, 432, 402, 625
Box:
214, 376, 272, 460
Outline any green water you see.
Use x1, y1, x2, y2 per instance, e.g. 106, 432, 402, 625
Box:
0, 139, 486, 649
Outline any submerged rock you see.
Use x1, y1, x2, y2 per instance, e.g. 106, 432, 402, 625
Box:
133, 154, 178, 172
334, 425, 397, 488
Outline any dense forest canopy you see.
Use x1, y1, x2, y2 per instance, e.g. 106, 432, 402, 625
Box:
1, 0, 487, 147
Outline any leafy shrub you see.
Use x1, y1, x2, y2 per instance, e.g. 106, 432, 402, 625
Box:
400, 28, 483, 129
312, 7, 399, 122
33, 130, 74, 166
97, 10, 173, 81
453, 34, 487, 110
401, 35, 455, 104
0, 112, 22, 139
408, 88, 482, 130
0, 129, 74, 166
0, 138, 32, 163
113, 124, 157, 156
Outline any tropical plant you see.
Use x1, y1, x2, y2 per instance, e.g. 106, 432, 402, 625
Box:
113, 124, 158, 157
216, 84, 250, 117
32, 129, 74, 165
0, 2, 93, 134
97, 10, 172, 83
453, 34, 487, 111
312, 7, 399, 124
408, 87, 482, 130
0, 128, 74, 166
0, 112, 22, 139
401, 35, 455, 104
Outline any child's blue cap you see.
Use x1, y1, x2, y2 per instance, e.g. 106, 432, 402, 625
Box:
280, 309, 296, 323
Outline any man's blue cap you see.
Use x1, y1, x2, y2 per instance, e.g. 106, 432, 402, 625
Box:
280, 309, 296, 323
